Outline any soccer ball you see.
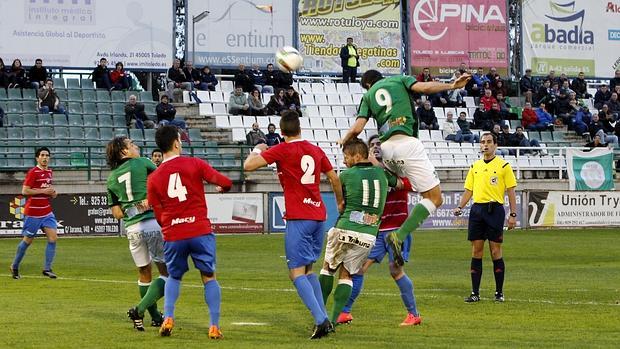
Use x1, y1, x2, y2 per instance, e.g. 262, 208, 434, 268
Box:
275, 46, 303, 73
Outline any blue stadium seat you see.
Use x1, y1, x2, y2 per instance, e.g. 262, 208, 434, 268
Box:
81, 79, 95, 89
82, 114, 97, 127
66, 78, 81, 90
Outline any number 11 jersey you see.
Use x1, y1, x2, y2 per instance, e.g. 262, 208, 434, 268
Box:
261, 140, 333, 221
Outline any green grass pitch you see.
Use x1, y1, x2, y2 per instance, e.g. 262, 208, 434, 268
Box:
1, 229, 619, 348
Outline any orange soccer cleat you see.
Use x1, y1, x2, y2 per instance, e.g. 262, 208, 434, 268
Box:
336, 312, 353, 324
399, 313, 422, 327
159, 317, 174, 337
208, 325, 223, 339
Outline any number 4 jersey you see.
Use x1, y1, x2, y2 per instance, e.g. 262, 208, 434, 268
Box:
146, 155, 232, 241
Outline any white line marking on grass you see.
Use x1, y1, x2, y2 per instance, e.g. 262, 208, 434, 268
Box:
231, 322, 269, 326
5, 274, 618, 307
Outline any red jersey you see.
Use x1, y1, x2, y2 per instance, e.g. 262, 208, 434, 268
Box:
23, 166, 53, 217
261, 140, 333, 220
380, 177, 412, 232
147, 156, 232, 242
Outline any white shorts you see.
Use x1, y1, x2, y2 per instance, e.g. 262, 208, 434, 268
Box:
324, 228, 376, 275
125, 218, 165, 267
380, 134, 440, 193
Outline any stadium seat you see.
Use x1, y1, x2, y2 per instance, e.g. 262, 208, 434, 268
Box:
331, 106, 346, 118
69, 127, 85, 139
8, 89, 23, 100
97, 102, 112, 114
539, 131, 553, 142
199, 103, 214, 116
112, 103, 125, 115
299, 117, 311, 129
464, 96, 475, 108
318, 106, 332, 117
96, 90, 111, 101
81, 79, 95, 89
114, 128, 128, 138
323, 117, 337, 129
310, 83, 324, 94
352, 94, 362, 105
430, 130, 444, 142
229, 116, 243, 128
220, 80, 234, 93
212, 103, 228, 115
298, 82, 311, 94
98, 114, 113, 128
111, 91, 126, 102
306, 105, 320, 118
310, 117, 324, 129
215, 115, 230, 128
84, 128, 99, 140
314, 94, 328, 105
210, 91, 225, 103
68, 89, 82, 101
21, 114, 37, 126
348, 83, 362, 94
242, 116, 256, 128
53, 78, 65, 88
344, 105, 357, 117
301, 94, 315, 105
336, 83, 350, 94
129, 129, 145, 143
433, 107, 445, 118
335, 118, 349, 129
112, 115, 126, 128
256, 116, 270, 129
140, 91, 154, 103
22, 89, 36, 100
327, 129, 341, 141
327, 94, 340, 105
144, 103, 156, 116
83, 102, 98, 115
231, 128, 246, 142
324, 83, 337, 94
7, 101, 22, 113
340, 94, 354, 105
6, 114, 23, 126
66, 78, 80, 89
99, 127, 113, 140
54, 126, 70, 139
53, 114, 68, 126
22, 127, 38, 140
314, 129, 328, 141
270, 116, 281, 126
419, 130, 431, 141
68, 115, 83, 126
22, 102, 38, 113
0, 89, 7, 100
301, 129, 314, 140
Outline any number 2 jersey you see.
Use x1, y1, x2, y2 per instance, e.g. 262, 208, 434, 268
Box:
146, 156, 232, 242
106, 157, 157, 228
357, 75, 419, 141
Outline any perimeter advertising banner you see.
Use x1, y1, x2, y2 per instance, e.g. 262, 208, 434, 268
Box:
0, 0, 174, 69
205, 193, 264, 233
528, 191, 620, 227
187, 0, 294, 67
268, 192, 339, 232
0, 194, 120, 237
408, 0, 509, 76
298, 0, 403, 74
522, 0, 620, 78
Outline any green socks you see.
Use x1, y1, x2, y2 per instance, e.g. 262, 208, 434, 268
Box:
330, 281, 353, 323
395, 199, 435, 241
318, 272, 334, 306
137, 277, 166, 318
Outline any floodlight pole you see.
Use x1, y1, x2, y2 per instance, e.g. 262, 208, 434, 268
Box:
192, 10, 210, 65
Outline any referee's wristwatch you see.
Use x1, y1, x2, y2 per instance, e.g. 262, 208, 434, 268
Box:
509, 212, 517, 218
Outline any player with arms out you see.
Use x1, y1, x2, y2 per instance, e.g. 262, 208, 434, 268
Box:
147, 125, 232, 338
340, 70, 471, 265
337, 135, 422, 327
10, 147, 58, 279
244, 110, 344, 339
318, 139, 397, 327
105, 136, 167, 331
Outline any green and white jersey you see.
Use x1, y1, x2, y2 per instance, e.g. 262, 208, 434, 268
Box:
106, 157, 157, 227
357, 75, 418, 141
335, 163, 396, 236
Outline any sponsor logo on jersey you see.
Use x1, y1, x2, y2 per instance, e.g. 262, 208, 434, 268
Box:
349, 210, 380, 226
171, 216, 196, 226
303, 197, 322, 207
337, 233, 373, 249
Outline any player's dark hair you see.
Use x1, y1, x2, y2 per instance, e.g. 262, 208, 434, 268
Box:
35, 147, 50, 158
367, 134, 379, 147
151, 148, 163, 156
343, 138, 369, 159
155, 125, 180, 153
481, 132, 497, 144
361, 69, 384, 89
280, 110, 301, 137
106, 136, 129, 170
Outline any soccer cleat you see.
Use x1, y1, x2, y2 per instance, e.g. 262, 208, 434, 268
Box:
310, 319, 333, 339
151, 312, 164, 327
336, 312, 353, 324
387, 231, 405, 266
42, 270, 57, 279
494, 292, 505, 302
10, 267, 20, 280
208, 325, 223, 339
127, 307, 145, 331
464, 293, 481, 303
159, 317, 174, 336
400, 313, 422, 327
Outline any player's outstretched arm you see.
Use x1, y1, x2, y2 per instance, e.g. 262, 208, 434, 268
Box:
200, 160, 233, 192
339, 118, 368, 146
325, 170, 344, 213
244, 143, 269, 172
412, 73, 471, 95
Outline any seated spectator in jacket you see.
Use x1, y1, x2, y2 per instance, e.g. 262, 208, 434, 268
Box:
199, 66, 218, 91
445, 111, 479, 144
416, 100, 438, 130
572, 106, 592, 137
585, 134, 609, 149
277, 70, 293, 89
486, 67, 500, 84
250, 64, 272, 93
92, 58, 112, 90
110, 62, 131, 90
234, 64, 254, 92
511, 126, 542, 155
416, 67, 432, 82
38, 79, 67, 115
594, 84, 612, 110
488, 102, 503, 125
520, 68, 536, 104
0, 58, 8, 89
492, 79, 508, 98
246, 122, 266, 146
125, 94, 154, 129
284, 86, 301, 113
554, 91, 572, 126
560, 80, 574, 96
602, 110, 617, 135
28, 58, 48, 90
183, 61, 202, 90
610, 70, 620, 91
265, 123, 284, 146
545, 70, 560, 86
430, 89, 450, 108
606, 92, 620, 118
156, 95, 186, 129
467, 67, 489, 97
534, 102, 555, 130
521, 102, 538, 130
473, 102, 492, 130
263, 63, 278, 93
0, 104, 4, 127
248, 89, 268, 116
491, 124, 509, 156
229, 86, 250, 115
570, 71, 590, 99
598, 104, 612, 121
589, 114, 618, 146
7, 59, 27, 88
267, 88, 287, 115
167, 58, 192, 98
443, 111, 460, 141
480, 89, 497, 111
495, 92, 515, 119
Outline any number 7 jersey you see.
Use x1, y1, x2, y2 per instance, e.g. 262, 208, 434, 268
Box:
106, 157, 156, 227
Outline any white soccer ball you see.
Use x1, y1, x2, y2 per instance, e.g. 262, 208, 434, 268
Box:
275, 46, 303, 73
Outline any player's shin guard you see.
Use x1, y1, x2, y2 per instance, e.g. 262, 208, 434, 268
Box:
395, 274, 419, 316
138, 277, 166, 318
163, 277, 181, 319
330, 280, 353, 323
204, 279, 221, 327
342, 274, 364, 313
306, 273, 328, 318
12, 240, 30, 269
318, 269, 334, 306
44, 241, 56, 271
395, 199, 436, 241
493, 258, 505, 294
470, 258, 483, 295
293, 275, 327, 325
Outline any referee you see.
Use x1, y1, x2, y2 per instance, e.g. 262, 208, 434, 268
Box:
453, 132, 517, 303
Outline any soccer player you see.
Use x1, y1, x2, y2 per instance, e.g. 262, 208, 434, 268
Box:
151, 149, 163, 166
10, 147, 58, 279
317, 138, 396, 326
337, 135, 421, 326
105, 136, 167, 331
453, 133, 517, 303
340, 69, 471, 265
147, 125, 232, 338
243, 110, 344, 339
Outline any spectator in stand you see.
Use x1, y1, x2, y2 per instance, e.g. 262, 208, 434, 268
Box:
589, 114, 618, 146
473, 102, 493, 130
167, 59, 192, 100
156, 95, 186, 129
267, 88, 287, 115
492, 124, 509, 156
443, 111, 459, 141
521, 102, 540, 130
594, 84, 612, 110
467, 67, 489, 97
558, 73, 569, 85
92, 58, 112, 90
560, 80, 574, 96
498, 124, 516, 155
228, 86, 250, 115
250, 64, 272, 93
8, 59, 27, 88
248, 89, 268, 116
234, 64, 254, 92
430, 88, 450, 108
520, 68, 536, 104
488, 102, 503, 126
0, 104, 4, 127
563, 99, 582, 128
570, 72, 590, 99
28, 58, 48, 90
572, 106, 592, 138
456, 111, 479, 143
284, 86, 301, 113
263, 64, 278, 93
246, 122, 266, 146
534, 102, 555, 130
265, 123, 284, 147
199, 66, 218, 91
38, 79, 67, 116
495, 92, 514, 119
555, 90, 572, 126
125, 94, 154, 129
545, 70, 559, 86
486, 67, 500, 86
0, 58, 8, 88
606, 92, 620, 118
585, 134, 608, 149
445, 71, 466, 107
511, 126, 542, 155
416, 100, 438, 130
416, 67, 432, 82
277, 70, 293, 90
492, 79, 508, 98
602, 110, 617, 137
110, 62, 131, 90
340, 37, 360, 83
599, 104, 612, 121
183, 61, 202, 90
450, 63, 468, 80
480, 89, 497, 111
610, 70, 620, 91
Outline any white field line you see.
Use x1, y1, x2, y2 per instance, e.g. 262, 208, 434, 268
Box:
230, 322, 269, 326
